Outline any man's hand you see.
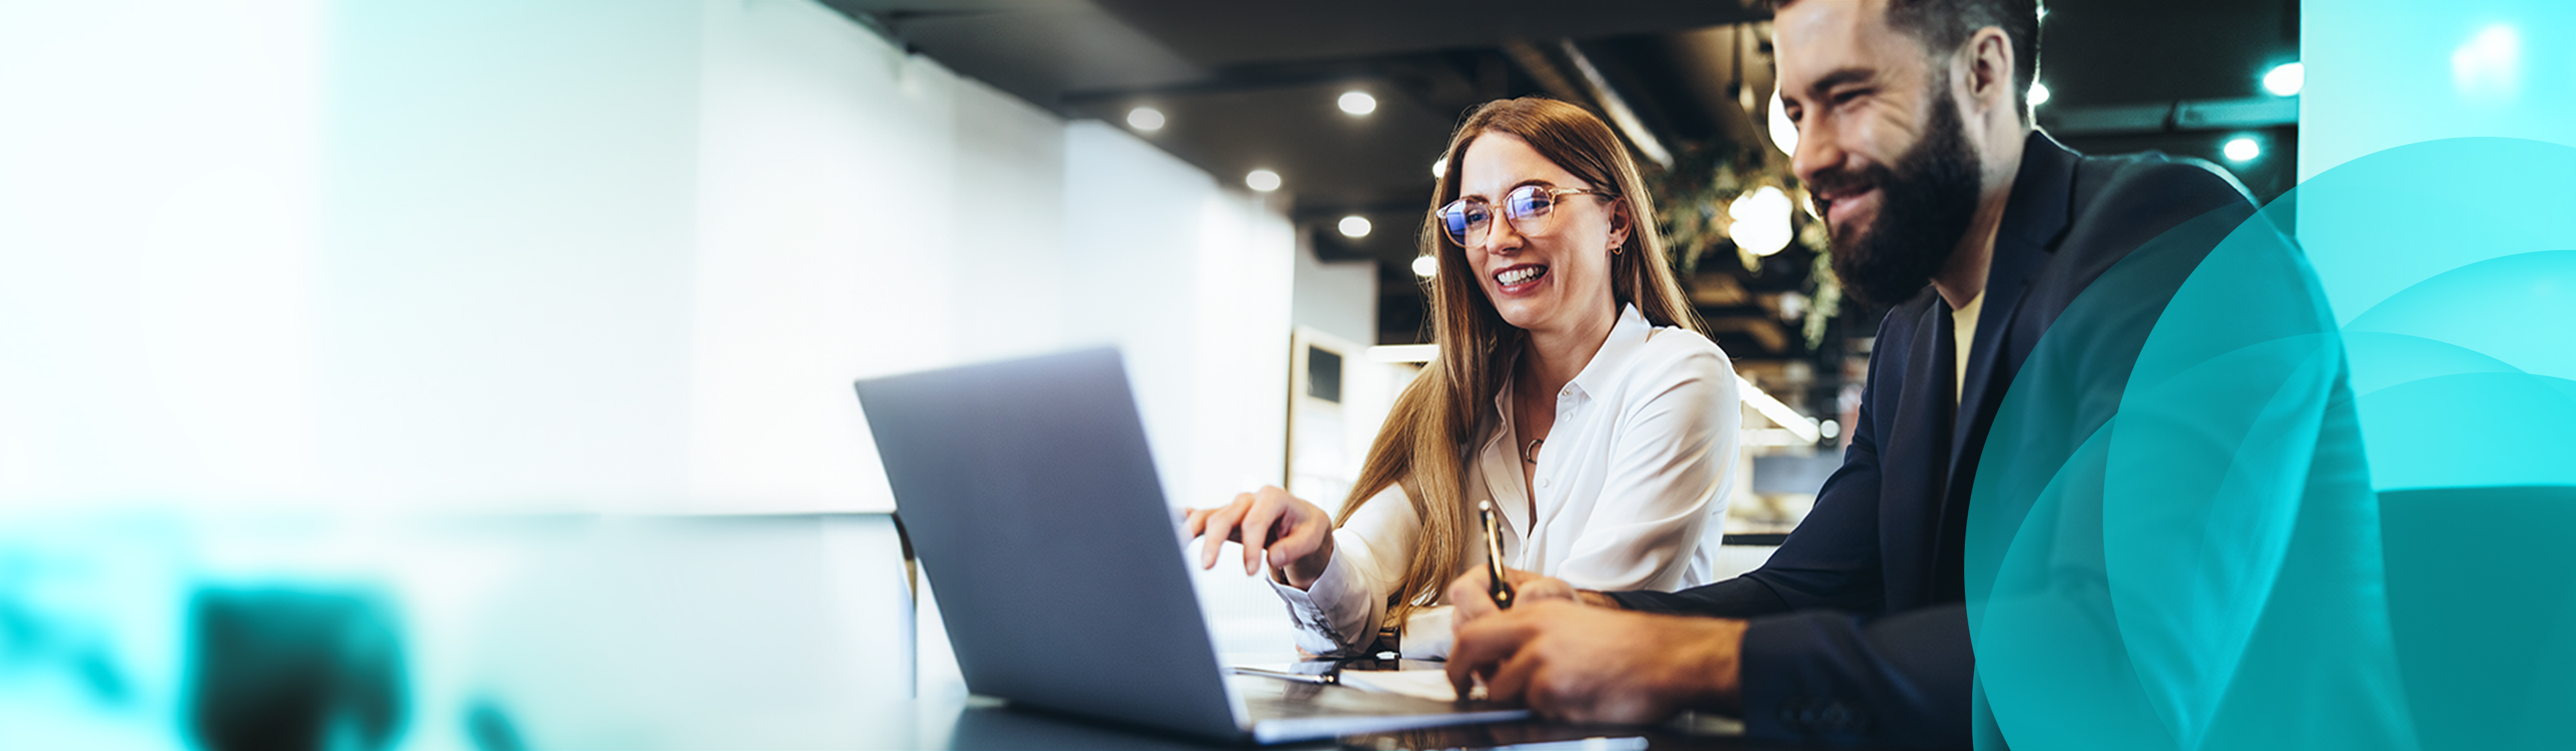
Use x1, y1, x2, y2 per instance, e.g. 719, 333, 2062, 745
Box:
1446, 601, 1747, 724
1446, 567, 1621, 629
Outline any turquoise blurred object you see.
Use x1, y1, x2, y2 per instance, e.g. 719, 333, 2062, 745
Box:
1969, 137, 2576, 750
186, 587, 408, 751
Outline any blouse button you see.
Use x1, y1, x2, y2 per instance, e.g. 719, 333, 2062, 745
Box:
1538, 478, 1551, 489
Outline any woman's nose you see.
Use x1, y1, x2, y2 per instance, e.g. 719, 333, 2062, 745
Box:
1479, 217, 1525, 255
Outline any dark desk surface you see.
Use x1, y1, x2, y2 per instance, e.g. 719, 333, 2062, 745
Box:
862, 692, 1813, 750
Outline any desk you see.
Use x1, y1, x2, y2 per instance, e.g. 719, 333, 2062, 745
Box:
849, 693, 1815, 750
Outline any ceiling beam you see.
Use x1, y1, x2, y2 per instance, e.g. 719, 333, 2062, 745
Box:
1499, 40, 1587, 105
2041, 95, 2298, 136
1558, 40, 1674, 168
1060, 66, 1378, 107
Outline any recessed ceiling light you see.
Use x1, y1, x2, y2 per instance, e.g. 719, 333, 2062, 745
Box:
2262, 62, 2304, 97
2029, 82, 2051, 107
1338, 215, 1373, 238
1432, 158, 1448, 178
1245, 169, 1281, 192
1126, 107, 1165, 131
2223, 137, 2261, 162
1411, 255, 1438, 278
1338, 91, 1377, 115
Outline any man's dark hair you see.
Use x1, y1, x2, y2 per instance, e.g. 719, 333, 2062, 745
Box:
1779, 0, 2043, 122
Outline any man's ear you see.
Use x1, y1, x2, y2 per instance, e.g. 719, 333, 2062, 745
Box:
1963, 27, 2017, 118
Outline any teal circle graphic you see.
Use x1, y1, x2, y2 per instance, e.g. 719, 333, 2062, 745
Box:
1968, 138, 2576, 750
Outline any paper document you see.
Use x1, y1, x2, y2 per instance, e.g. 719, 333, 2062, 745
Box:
1339, 669, 1481, 701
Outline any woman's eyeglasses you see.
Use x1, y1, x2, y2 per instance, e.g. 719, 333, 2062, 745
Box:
1436, 184, 1614, 247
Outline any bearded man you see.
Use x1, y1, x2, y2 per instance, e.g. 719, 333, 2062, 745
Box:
1441, 0, 2284, 746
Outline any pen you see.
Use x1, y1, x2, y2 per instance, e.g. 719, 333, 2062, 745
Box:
1479, 500, 1513, 610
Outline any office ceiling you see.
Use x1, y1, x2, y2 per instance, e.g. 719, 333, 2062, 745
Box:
823, 0, 2300, 373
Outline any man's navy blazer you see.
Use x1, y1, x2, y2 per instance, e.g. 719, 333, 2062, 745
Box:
1607, 130, 2255, 748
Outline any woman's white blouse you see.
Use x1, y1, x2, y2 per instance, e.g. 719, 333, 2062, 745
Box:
1267, 304, 1741, 658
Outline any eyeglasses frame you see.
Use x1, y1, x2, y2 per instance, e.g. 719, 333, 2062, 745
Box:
1434, 184, 1619, 248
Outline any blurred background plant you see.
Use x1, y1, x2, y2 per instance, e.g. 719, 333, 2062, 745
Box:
1650, 139, 1839, 349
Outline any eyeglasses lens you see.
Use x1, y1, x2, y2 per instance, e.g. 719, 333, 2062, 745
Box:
1440, 187, 1568, 246
1441, 200, 1491, 246
1505, 186, 1556, 227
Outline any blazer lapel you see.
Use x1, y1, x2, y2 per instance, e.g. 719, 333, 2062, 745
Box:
1880, 298, 1956, 611
1931, 131, 2081, 601
1949, 132, 2078, 475
1949, 243, 2040, 473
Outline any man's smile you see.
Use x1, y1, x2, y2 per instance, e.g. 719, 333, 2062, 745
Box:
1820, 186, 1881, 236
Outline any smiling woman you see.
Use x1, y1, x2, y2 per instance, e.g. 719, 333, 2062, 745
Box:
1184, 97, 1743, 659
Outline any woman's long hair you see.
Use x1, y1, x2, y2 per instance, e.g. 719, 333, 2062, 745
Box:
1335, 97, 1703, 626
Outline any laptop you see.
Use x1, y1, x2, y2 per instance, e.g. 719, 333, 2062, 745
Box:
855, 347, 1529, 744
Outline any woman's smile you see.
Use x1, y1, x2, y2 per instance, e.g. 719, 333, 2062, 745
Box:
1491, 263, 1550, 295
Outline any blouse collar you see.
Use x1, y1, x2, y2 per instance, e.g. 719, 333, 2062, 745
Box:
1490, 302, 1653, 414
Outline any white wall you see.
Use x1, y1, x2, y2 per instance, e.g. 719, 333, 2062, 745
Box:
1291, 235, 1381, 348
0, 0, 1295, 516
1060, 121, 1295, 509
0, 0, 329, 507
0, 2, 1327, 731
319, 1, 708, 510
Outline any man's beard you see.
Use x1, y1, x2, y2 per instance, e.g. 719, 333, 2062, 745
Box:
1811, 86, 1982, 307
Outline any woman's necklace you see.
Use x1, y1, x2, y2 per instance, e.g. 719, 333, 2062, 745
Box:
1521, 438, 1544, 464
